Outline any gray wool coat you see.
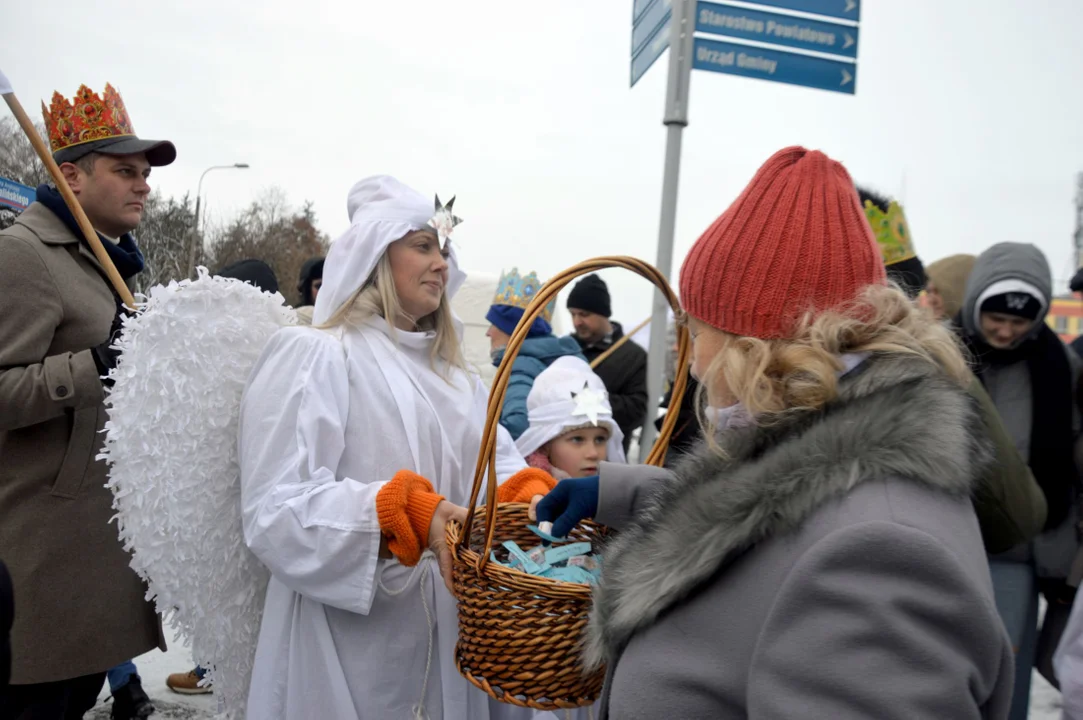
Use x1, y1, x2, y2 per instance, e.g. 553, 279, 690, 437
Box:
587, 354, 1014, 720
0, 203, 164, 684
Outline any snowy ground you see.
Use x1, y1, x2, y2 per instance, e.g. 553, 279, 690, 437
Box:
89, 641, 215, 719
1034, 673, 1062, 719
85, 637, 1065, 719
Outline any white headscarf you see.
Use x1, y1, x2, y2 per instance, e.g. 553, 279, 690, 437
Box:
515, 356, 626, 464
312, 175, 467, 326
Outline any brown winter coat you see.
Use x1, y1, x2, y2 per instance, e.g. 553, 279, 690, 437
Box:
0, 203, 164, 685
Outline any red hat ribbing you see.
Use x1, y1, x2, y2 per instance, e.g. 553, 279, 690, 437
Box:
679, 146, 886, 339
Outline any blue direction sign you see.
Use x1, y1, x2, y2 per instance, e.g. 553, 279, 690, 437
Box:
696, 1, 857, 59
746, 0, 859, 22
632, 0, 672, 56
0, 177, 35, 212
631, 14, 671, 86
692, 36, 856, 94
633, 0, 657, 22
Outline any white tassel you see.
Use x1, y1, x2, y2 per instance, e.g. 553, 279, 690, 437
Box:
379, 552, 436, 720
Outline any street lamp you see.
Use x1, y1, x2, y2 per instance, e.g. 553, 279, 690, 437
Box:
186, 163, 250, 278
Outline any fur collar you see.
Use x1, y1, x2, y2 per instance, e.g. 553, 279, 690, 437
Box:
585, 353, 991, 668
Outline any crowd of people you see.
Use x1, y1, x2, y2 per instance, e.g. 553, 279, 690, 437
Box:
3, 81, 1083, 720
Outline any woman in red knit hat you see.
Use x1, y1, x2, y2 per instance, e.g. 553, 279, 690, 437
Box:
536, 146, 1013, 719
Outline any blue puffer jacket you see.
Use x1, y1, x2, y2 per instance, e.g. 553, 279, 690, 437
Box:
494, 334, 586, 439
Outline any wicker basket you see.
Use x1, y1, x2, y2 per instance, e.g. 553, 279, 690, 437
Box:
446, 256, 691, 710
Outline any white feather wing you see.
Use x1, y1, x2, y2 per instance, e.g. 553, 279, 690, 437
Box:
100, 271, 295, 719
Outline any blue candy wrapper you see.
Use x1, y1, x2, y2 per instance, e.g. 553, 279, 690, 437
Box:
495, 531, 602, 585
543, 565, 598, 585
543, 542, 592, 566
502, 541, 549, 574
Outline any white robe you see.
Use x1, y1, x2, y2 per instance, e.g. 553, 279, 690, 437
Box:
239, 318, 530, 719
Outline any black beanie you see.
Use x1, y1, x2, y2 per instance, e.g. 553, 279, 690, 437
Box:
567, 274, 612, 317
217, 259, 279, 295
1070, 267, 1083, 294
981, 291, 1043, 321
297, 257, 325, 305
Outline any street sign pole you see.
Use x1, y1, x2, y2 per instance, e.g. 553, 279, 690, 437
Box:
640, 0, 695, 460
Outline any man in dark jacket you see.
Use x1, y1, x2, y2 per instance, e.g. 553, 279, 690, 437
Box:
566, 274, 647, 452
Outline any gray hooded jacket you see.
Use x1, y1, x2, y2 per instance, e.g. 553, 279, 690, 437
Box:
961, 242, 1080, 574
961, 243, 1057, 461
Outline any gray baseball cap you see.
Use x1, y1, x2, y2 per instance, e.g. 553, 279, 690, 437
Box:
54, 134, 176, 167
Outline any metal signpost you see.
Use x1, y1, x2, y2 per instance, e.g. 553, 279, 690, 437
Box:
632, 0, 860, 458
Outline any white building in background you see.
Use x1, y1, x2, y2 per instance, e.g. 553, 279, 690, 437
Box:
452, 271, 567, 386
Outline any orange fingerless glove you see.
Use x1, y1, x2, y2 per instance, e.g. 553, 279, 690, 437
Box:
496, 467, 558, 504
376, 470, 445, 566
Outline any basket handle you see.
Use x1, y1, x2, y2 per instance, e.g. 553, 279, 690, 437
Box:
460, 256, 692, 573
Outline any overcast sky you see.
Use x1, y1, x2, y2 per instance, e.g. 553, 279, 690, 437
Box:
6, 0, 1083, 328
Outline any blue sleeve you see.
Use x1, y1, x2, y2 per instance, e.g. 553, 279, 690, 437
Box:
500, 376, 531, 440
500, 357, 544, 440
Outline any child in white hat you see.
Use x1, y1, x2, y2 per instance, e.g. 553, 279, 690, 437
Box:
515, 356, 626, 479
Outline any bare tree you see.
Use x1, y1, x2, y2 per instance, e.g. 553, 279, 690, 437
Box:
0, 117, 50, 188
206, 189, 330, 306
134, 192, 198, 294
0, 118, 49, 231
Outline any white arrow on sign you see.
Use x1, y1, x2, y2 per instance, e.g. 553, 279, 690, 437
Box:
841, 68, 853, 86
843, 33, 855, 49
845, 0, 857, 12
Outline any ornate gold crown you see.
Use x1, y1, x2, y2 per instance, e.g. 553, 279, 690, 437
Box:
41, 83, 136, 154
492, 268, 556, 323
864, 199, 916, 266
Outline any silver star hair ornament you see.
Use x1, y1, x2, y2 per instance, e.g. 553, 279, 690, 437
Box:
428, 194, 462, 250
571, 382, 608, 427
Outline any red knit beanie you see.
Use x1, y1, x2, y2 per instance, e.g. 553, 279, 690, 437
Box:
679, 146, 886, 339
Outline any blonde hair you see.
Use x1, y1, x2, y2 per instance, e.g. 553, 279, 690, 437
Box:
317, 252, 465, 376
696, 283, 970, 439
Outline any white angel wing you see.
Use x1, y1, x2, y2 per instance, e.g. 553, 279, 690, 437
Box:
100, 269, 296, 719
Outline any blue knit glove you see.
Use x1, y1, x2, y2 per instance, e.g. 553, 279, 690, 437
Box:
534, 476, 599, 540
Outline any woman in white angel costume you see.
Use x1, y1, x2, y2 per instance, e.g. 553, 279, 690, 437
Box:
239, 175, 534, 719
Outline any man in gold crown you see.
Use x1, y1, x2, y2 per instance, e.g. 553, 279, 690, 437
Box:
0, 83, 173, 720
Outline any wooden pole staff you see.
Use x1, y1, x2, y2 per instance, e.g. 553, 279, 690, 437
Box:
589, 315, 652, 370
0, 69, 137, 309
